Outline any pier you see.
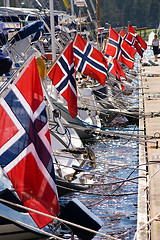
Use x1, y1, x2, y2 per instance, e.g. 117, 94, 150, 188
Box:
137, 58, 160, 239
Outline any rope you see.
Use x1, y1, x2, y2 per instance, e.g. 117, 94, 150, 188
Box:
0, 198, 120, 240
49, 119, 155, 143
88, 165, 139, 208
57, 183, 138, 196
133, 212, 160, 240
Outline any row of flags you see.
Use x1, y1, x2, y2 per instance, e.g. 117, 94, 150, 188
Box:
119, 25, 147, 58
0, 24, 147, 231
46, 24, 147, 119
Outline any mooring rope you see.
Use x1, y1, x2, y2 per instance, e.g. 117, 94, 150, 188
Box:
0, 198, 120, 240
133, 212, 160, 240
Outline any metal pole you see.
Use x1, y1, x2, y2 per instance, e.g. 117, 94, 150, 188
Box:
79, 7, 82, 35
4, 0, 10, 7
70, 0, 75, 16
49, 0, 56, 62
41, 79, 74, 148
96, 0, 100, 50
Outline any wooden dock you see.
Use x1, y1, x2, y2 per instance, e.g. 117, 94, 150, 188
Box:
137, 58, 160, 240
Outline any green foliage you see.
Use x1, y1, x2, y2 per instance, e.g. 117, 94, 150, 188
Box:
99, 0, 160, 28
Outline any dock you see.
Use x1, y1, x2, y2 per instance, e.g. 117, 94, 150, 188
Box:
137, 57, 160, 239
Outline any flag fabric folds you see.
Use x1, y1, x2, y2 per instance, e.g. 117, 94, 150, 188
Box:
128, 24, 147, 57
106, 55, 126, 91
119, 29, 126, 38
48, 41, 77, 118
73, 33, 108, 86
113, 58, 126, 90
0, 56, 59, 228
105, 27, 136, 69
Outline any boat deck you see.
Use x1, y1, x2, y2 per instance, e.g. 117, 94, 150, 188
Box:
138, 57, 160, 240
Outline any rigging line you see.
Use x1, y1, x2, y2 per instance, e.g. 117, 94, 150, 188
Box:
57, 183, 138, 196
55, 176, 144, 187
52, 150, 142, 171
92, 93, 139, 107
99, 107, 141, 119
60, 122, 155, 142
88, 165, 139, 208
0, 198, 120, 240
93, 176, 146, 185
0, 205, 64, 239
49, 119, 147, 140
133, 212, 160, 240
52, 161, 141, 182
52, 162, 142, 184
118, 123, 138, 145
108, 76, 139, 90
56, 126, 152, 143
77, 94, 138, 110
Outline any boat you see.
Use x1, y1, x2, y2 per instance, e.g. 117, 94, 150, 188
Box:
0, 187, 61, 240
0, 54, 102, 240
0, 16, 97, 200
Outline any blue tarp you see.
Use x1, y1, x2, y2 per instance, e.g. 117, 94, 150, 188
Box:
0, 31, 8, 46
0, 51, 12, 76
9, 20, 44, 45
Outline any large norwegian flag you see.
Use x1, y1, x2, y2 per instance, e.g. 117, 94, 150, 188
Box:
0, 56, 59, 228
105, 27, 136, 69
73, 33, 108, 86
47, 40, 77, 118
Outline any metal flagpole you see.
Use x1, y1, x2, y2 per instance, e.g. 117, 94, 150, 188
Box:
49, 0, 56, 62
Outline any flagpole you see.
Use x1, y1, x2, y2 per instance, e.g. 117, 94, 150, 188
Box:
103, 23, 110, 53
96, 0, 100, 50
49, 0, 56, 61
41, 79, 74, 148
46, 39, 73, 76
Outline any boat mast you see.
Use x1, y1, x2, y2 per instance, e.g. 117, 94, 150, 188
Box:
97, 0, 100, 29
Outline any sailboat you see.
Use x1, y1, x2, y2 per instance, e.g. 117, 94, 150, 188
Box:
0, 55, 62, 239
0, 50, 103, 240
0, 1, 105, 239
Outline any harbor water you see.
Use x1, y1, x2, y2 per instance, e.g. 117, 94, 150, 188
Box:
58, 42, 154, 240
61, 128, 139, 240
60, 58, 141, 239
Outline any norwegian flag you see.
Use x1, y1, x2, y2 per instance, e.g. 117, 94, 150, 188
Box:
128, 24, 147, 57
120, 29, 136, 46
0, 56, 59, 228
105, 27, 136, 69
73, 33, 108, 86
120, 28, 143, 57
48, 41, 77, 118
